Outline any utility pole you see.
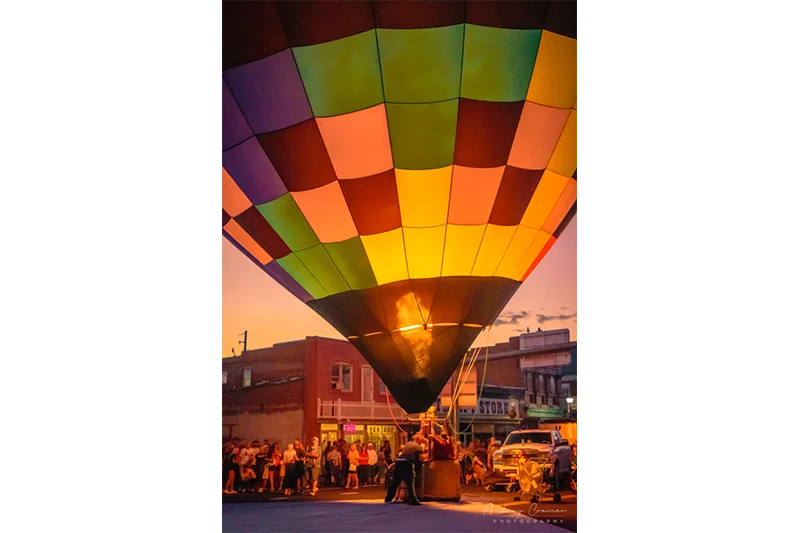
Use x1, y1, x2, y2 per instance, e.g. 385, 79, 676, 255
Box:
238, 330, 248, 353
450, 373, 459, 445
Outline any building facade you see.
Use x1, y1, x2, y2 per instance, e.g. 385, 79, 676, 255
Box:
222, 329, 577, 449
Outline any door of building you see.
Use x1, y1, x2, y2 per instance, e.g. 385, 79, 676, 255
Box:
361, 365, 374, 402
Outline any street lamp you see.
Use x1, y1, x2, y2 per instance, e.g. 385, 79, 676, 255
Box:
566, 397, 574, 419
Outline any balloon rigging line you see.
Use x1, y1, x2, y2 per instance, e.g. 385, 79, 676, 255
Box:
386, 391, 408, 436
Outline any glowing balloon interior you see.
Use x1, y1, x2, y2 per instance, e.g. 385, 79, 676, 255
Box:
223, 1, 576, 413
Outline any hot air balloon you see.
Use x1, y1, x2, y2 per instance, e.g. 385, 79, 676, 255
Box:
222, 1, 576, 413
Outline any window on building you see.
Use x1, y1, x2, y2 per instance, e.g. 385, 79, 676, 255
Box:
243, 367, 251, 387
537, 375, 545, 394
526, 372, 534, 392
330, 363, 352, 392
222, 371, 228, 384
378, 379, 386, 395
549, 377, 556, 394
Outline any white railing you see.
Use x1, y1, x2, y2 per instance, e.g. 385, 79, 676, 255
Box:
317, 398, 408, 420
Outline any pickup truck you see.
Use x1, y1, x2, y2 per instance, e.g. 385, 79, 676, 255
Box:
491, 429, 564, 481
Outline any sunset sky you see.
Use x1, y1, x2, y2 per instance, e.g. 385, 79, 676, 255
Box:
222, 216, 576, 357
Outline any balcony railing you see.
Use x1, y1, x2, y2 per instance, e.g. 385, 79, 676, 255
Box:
317, 398, 408, 421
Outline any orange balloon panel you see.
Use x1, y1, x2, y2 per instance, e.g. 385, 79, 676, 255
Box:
512, 230, 552, 280
495, 225, 539, 279
291, 181, 358, 243
222, 167, 252, 217
542, 178, 577, 235
520, 170, 571, 230
507, 103, 570, 170
526, 31, 577, 109
223, 219, 272, 265
447, 166, 504, 225
522, 234, 558, 281
547, 110, 577, 176
316, 103, 393, 179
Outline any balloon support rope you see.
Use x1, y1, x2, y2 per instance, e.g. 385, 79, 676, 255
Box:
386, 392, 407, 435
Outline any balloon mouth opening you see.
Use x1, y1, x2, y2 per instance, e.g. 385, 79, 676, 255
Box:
345, 322, 483, 339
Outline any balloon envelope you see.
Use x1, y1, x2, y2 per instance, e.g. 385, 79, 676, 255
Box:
222, 1, 576, 413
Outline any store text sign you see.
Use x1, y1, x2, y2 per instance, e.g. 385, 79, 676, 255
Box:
479, 399, 511, 416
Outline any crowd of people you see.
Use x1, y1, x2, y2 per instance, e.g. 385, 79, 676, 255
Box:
223, 433, 575, 499
222, 436, 394, 495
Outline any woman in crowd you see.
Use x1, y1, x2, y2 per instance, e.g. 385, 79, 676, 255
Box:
268, 442, 282, 492
322, 442, 332, 486
327, 442, 342, 486
345, 443, 360, 489
223, 442, 239, 494
293, 439, 306, 495
357, 444, 370, 486
283, 442, 297, 496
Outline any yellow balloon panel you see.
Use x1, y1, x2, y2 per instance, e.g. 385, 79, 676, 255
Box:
441, 224, 486, 277
403, 226, 446, 279
512, 230, 553, 280
495, 226, 539, 280
292, 181, 358, 243
396, 166, 452, 227
526, 31, 577, 109
224, 219, 272, 265
520, 170, 571, 230
547, 109, 576, 176
542, 178, 577, 235
361, 228, 409, 285
472, 224, 516, 276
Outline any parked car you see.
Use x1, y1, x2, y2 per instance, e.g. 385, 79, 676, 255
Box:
490, 429, 563, 483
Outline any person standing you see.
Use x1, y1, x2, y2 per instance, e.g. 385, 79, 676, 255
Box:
384, 433, 426, 505
293, 440, 306, 495
305, 437, 321, 496
345, 444, 360, 489
254, 441, 268, 493
430, 432, 455, 460
268, 442, 281, 492
367, 443, 379, 484
282, 442, 297, 496
327, 444, 342, 487
358, 445, 370, 486
223, 444, 239, 495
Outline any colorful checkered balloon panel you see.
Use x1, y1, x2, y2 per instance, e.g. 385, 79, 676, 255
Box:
223, 1, 576, 413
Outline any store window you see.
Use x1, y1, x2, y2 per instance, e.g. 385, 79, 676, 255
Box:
331, 363, 352, 392
243, 367, 251, 387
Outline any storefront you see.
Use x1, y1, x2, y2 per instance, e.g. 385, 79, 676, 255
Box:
450, 386, 526, 445
316, 422, 404, 453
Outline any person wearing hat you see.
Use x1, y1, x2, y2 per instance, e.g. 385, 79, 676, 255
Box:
305, 437, 322, 496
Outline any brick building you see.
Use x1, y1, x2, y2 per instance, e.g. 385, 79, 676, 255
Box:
222, 329, 576, 449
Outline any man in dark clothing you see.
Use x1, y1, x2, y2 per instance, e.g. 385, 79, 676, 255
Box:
384, 433, 427, 505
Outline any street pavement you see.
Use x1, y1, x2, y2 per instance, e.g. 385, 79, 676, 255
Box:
223, 484, 577, 532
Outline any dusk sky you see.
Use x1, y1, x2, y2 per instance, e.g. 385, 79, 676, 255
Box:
222, 216, 576, 358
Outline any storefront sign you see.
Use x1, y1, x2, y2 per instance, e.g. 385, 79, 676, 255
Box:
344, 424, 356, 433
367, 425, 396, 435
320, 423, 339, 431
480, 399, 511, 416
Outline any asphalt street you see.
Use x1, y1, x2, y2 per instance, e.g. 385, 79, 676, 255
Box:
223, 484, 577, 532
